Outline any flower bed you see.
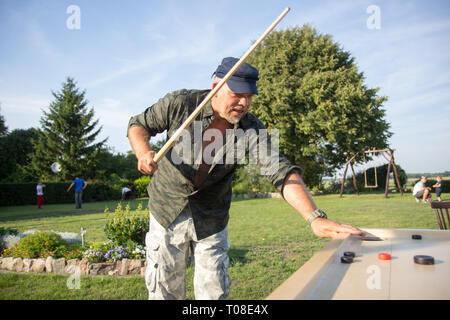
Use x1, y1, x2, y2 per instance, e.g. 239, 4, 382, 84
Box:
0, 203, 149, 277
0, 256, 147, 276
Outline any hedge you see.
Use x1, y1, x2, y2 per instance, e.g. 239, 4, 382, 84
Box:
415, 179, 449, 194
0, 182, 121, 206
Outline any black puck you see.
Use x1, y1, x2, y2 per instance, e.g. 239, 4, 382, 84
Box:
414, 255, 435, 265
344, 251, 356, 258
412, 234, 422, 240
341, 256, 353, 263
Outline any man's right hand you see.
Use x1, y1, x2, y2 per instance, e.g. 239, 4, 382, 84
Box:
137, 150, 158, 175
128, 126, 159, 175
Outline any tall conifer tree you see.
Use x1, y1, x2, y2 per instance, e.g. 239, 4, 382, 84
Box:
27, 77, 107, 181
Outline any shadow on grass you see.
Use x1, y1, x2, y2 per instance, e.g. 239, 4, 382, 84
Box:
228, 247, 250, 266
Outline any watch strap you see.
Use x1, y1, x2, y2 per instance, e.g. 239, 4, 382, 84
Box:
307, 209, 328, 226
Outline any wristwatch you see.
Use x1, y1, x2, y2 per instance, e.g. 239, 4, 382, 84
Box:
307, 209, 328, 226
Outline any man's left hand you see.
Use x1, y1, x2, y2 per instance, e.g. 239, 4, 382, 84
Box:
310, 218, 365, 238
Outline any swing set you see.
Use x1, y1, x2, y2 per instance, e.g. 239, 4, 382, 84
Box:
339, 148, 404, 198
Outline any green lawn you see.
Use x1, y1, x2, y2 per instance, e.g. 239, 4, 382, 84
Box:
0, 193, 443, 300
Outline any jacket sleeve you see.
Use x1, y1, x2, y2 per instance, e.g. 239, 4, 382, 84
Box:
127, 92, 174, 137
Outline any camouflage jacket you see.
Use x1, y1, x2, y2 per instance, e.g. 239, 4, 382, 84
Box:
128, 89, 302, 240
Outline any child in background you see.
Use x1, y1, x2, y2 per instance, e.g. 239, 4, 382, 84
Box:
433, 176, 443, 202
36, 180, 46, 209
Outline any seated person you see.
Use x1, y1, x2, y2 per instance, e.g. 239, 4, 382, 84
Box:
413, 176, 432, 203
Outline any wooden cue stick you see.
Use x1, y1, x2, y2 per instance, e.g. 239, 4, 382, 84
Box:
153, 7, 291, 163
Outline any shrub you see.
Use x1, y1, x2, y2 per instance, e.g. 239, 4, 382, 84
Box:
232, 165, 277, 194
133, 176, 152, 198
353, 163, 407, 192
63, 248, 83, 260
104, 202, 149, 247
15, 231, 65, 258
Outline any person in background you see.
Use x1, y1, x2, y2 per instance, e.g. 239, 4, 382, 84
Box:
433, 176, 443, 202
121, 186, 132, 201
413, 176, 432, 203
36, 180, 46, 209
66, 176, 88, 209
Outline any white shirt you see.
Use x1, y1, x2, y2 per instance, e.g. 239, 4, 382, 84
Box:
36, 184, 44, 196
413, 181, 424, 195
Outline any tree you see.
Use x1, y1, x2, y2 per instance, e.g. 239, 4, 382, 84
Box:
0, 104, 8, 137
95, 148, 141, 182
26, 77, 107, 181
247, 25, 392, 187
0, 128, 38, 182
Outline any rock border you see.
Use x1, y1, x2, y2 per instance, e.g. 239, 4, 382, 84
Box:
0, 256, 146, 276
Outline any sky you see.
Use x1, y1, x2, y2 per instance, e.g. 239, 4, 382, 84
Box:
1, 0, 449, 174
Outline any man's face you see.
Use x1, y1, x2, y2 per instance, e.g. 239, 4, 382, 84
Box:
211, 82, 254, 124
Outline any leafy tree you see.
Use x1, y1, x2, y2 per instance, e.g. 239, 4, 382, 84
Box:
26, 77, 107, 181
0, 128, 38, 182
0, 104, 7, 137
94, 148, 141, 182
247, 25, 392, 187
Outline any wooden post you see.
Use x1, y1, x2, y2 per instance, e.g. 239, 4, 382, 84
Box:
384, 155, 392, 198
350, 161, 359, 196
390, 150, 404, 196
340, 160, 349, 198
340, 152, 359, 198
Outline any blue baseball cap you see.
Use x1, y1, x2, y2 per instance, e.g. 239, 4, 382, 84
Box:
213, 57, 259, 94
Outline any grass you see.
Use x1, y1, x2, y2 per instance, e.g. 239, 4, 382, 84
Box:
0, 192, 445, 300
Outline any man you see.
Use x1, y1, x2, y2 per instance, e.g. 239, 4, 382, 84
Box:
413, 176, 431, 203
66, 176, 88, 209
127, 57, 364, 300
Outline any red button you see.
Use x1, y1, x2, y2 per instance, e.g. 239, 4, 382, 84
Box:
378, 253, 391, 260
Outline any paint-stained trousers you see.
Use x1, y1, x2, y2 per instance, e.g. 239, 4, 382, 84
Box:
145, 208, 231, 300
